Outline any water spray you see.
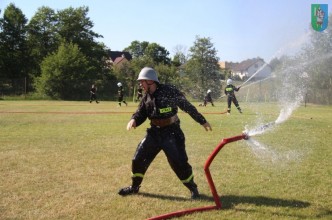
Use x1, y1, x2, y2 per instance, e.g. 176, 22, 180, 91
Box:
217, 64, 270, 101
239, 63, 268, 88
246, 121, 276, 136
147, 133, 249, 220
240, 74, 275, 89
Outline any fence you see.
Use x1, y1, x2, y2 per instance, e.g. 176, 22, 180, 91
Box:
1, 78, 331, 105
0, 78, 123, 101
229, 79, 332, 105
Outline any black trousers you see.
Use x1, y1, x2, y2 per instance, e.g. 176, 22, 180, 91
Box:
90, 93, 97, 101
131, 123, 193, 187
227, 95, 240, 111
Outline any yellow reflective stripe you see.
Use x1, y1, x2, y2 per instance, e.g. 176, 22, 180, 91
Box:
159, 107, 172, 113
131, 172, 144, 178
225, 88, 233, 91
181, 173, 194, 183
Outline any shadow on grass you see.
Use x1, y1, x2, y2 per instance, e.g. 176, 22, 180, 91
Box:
139, 192, 310, 209
139, 192, 190, 202
139, 193, 332, 219
220, 194, 310, 209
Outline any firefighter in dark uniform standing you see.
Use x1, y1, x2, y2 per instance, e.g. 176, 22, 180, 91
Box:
118, 67, 212, 199
135, 87, 143, 102
89, 84, 99, 103
117, 82, 128, 107
225, 79, 242, 114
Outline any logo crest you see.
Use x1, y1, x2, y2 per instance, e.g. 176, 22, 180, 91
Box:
311, 4, 328, 32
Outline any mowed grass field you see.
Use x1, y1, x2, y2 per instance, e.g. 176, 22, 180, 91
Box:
0, 100, 331, 220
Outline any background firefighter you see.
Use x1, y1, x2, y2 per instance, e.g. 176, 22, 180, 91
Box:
117, 82, 128, 107
118, 67, 212, 199
225, 79, 242, 114
203, 89, 214, 106
135, 86, 143, 102
89, 84, 99, 103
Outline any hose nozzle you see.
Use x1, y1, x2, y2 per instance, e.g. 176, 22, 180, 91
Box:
242, 132, 249, 140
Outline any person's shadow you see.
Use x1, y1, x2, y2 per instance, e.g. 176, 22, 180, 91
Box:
139, 192, 310, 209
139, 192, 321, 218
140, 192, 332, 218
219, 194, 310, 209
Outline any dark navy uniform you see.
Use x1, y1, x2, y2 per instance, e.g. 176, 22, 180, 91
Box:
203, 92, 214, 106
89, 85, 99, 103
130, 84, 207, 193
225, 84, 242, 113
135, 87, 143, 102
118, 86, 127, 106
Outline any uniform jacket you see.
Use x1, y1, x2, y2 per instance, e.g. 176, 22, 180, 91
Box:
132, 84, 207, 127
225, 84, 239, 97
204, 93, 213, 102
90, 87, 97, 94
118, 87, 124, 97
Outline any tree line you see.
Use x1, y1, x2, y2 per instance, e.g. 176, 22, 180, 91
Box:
0, 4, 222, 101
1, 4, 331, 104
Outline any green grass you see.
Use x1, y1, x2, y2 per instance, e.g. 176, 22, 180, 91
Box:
0, 100, 331, 220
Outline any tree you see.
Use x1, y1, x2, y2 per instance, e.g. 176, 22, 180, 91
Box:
123, 40, 149, 59
172, 44, 188, 67
26, 6, 109, 96
27, 6, 58, 78
154, 63, 178, 85
0, 3, 30, 80
184, 36, 222, 99
56, 6, 108, 77
124, 41, 171, 65
35, 41, 89, 100
144, 42, 171, 65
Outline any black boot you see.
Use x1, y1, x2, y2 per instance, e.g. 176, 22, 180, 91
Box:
118, 185, 140, 196
184, 180, 200, 199
118, 175, 143, 196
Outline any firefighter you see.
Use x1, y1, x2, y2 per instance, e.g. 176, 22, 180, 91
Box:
135, 86, 143, 102
89, 84, 99, 103
203, 89, 214, 106
117, 82, 128, 107
118, 67, 212, 199
225, 79, 242, 114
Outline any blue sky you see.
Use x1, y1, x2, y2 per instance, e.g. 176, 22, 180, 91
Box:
1, 0, 331, 62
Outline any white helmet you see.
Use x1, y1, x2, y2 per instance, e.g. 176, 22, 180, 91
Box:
137, 67, 159, 83
117, 82, 122, 87
227, 79, 233, 85
207, 89, 211, 93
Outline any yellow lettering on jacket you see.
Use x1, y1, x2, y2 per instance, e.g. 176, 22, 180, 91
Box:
159, 107, 172, 113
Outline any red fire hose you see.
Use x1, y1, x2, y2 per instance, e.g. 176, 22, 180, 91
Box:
147, 133, 248, 220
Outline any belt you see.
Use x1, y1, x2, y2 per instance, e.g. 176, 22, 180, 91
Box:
151, 115, 179, 128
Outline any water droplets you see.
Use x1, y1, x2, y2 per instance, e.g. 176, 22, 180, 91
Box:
245, 138, 303, 165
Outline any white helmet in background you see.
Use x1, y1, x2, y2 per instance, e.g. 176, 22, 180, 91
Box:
117, 82, 122, 87
227, 79, 233, 85
137, 67, 159, 83
207, 89, 211, 93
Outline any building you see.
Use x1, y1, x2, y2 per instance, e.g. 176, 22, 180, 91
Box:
220, 58, 272, 80
106, 50, 132, 67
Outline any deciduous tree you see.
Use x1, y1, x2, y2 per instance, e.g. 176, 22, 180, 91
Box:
184, 36, 222, 99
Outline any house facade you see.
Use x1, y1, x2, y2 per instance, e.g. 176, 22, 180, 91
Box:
220, 58, 272, 80
106, 50, 132, 67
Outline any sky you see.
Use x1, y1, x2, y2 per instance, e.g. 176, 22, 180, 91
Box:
1, 0, 331, 63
